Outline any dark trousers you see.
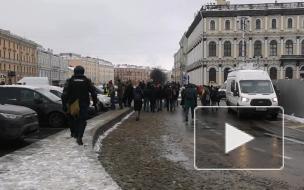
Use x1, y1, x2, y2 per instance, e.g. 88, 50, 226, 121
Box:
68, 106, 89, 139
185, 106, 194, 121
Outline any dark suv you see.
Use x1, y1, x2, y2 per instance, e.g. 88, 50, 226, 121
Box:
0, 85, 66, 128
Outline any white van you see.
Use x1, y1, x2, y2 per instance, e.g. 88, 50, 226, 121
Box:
226, 69, 279, 118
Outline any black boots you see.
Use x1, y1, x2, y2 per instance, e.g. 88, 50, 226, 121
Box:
77, 137, 83, 145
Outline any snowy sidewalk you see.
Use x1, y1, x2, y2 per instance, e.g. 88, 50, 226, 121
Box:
0, 108, 132, 190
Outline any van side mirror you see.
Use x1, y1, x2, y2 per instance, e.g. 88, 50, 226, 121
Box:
233, 90, 239, 97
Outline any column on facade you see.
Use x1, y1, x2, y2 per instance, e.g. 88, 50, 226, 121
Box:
249, 39, 253, 58
297, 16, 300, 30
296, 66, 300, 79
233, 39, 237, 59
219, 18, 222, 32
234, 17, 237, 32
264, 38, 268, 58
203, 66, 207, 85
280, 66, 284, 79
280, 38, 284, 56
203, 18, 207, 33
203, 40, 207, 59
218, 66, 222, 85
296, 38, 300, 55
280, 16, 284, 31
264, 16, 268, 32
249, 17, 252, 32
218, 39, 222, 58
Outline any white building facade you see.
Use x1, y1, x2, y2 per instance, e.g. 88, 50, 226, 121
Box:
38, 48, 68, 85
176, 1, 304, 86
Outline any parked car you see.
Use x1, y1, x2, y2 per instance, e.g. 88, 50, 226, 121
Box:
218, 81, 227, 100
0, 85, 66, 128
95, 87, 111, 110
0, 104, 39, 140
17, 77, 49, 86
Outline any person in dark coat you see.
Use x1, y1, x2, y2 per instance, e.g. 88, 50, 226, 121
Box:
117, 79, 124, 109
184, 84, 197, 123
62, 66, 98, 145
143, 83, 150, 112
133, 83, 144, 121
149, 83, 156, 112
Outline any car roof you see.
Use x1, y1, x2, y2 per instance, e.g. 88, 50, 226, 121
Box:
0, 85, 41, 90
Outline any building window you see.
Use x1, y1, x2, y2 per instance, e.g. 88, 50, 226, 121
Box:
254, 41, 262, 57
302, 40, 304, 55
239, 41, 247, 57
225, 20, 230, 30
270, 67, 277, 80
256, 19, 261, 30
285, 40, 293, 55
224, 41, 232, 57
210, 20, 215, 31
209, 68, 216, 83
285, 67, 293, 79
287, 18, 293, 29
209, 42, 217, 57
224, 68, 230, 82
271, 19, 277, 29
270, 40, 278, 56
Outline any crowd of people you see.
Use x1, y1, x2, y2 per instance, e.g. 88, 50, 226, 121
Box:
110, 80, 181, 120
102, 79, 222, 122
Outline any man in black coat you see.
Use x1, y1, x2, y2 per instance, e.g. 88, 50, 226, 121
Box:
62, 66, 98, 145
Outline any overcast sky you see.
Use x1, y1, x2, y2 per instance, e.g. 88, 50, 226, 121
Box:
0, 0, 298, 70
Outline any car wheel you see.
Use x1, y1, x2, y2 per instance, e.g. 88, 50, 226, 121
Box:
48, 112, 65, 128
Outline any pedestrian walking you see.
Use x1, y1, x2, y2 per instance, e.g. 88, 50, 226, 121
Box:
62, 66, 98, 145
133, 83, 144, 121
117, 79, 124, 109
210, 86, 220, 111
108, 80, 116, 110
184, 84, 197, 123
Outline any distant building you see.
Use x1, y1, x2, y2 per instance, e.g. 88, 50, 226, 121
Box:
38, 47, 68, 85
0, 29, 38, 84
114, 64, 151, 85
175, 1, 304, 85
60, 53, 114, 85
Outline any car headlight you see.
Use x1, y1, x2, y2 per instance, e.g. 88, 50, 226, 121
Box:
272, 97, 278, 102
241, 97, 249, 102
0, 113, 22, 119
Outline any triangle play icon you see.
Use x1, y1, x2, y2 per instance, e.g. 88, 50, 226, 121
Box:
225, 123, 254, 154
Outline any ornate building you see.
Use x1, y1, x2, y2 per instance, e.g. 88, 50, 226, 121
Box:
114, 64, 151, 85
175, 1, 304, 85
38, 47, 68, 86
0, 29, 38, 84
60, 53, 114, 85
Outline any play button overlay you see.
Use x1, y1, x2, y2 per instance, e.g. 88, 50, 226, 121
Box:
194, 106, 284, 170
225, 123, 254, 154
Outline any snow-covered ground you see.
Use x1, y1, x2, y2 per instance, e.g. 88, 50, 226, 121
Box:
0, 109, 130, 190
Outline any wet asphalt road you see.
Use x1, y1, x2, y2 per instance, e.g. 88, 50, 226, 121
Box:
100, 101, 304, 189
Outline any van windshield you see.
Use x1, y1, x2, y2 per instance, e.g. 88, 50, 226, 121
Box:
239, 80, 273, 94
